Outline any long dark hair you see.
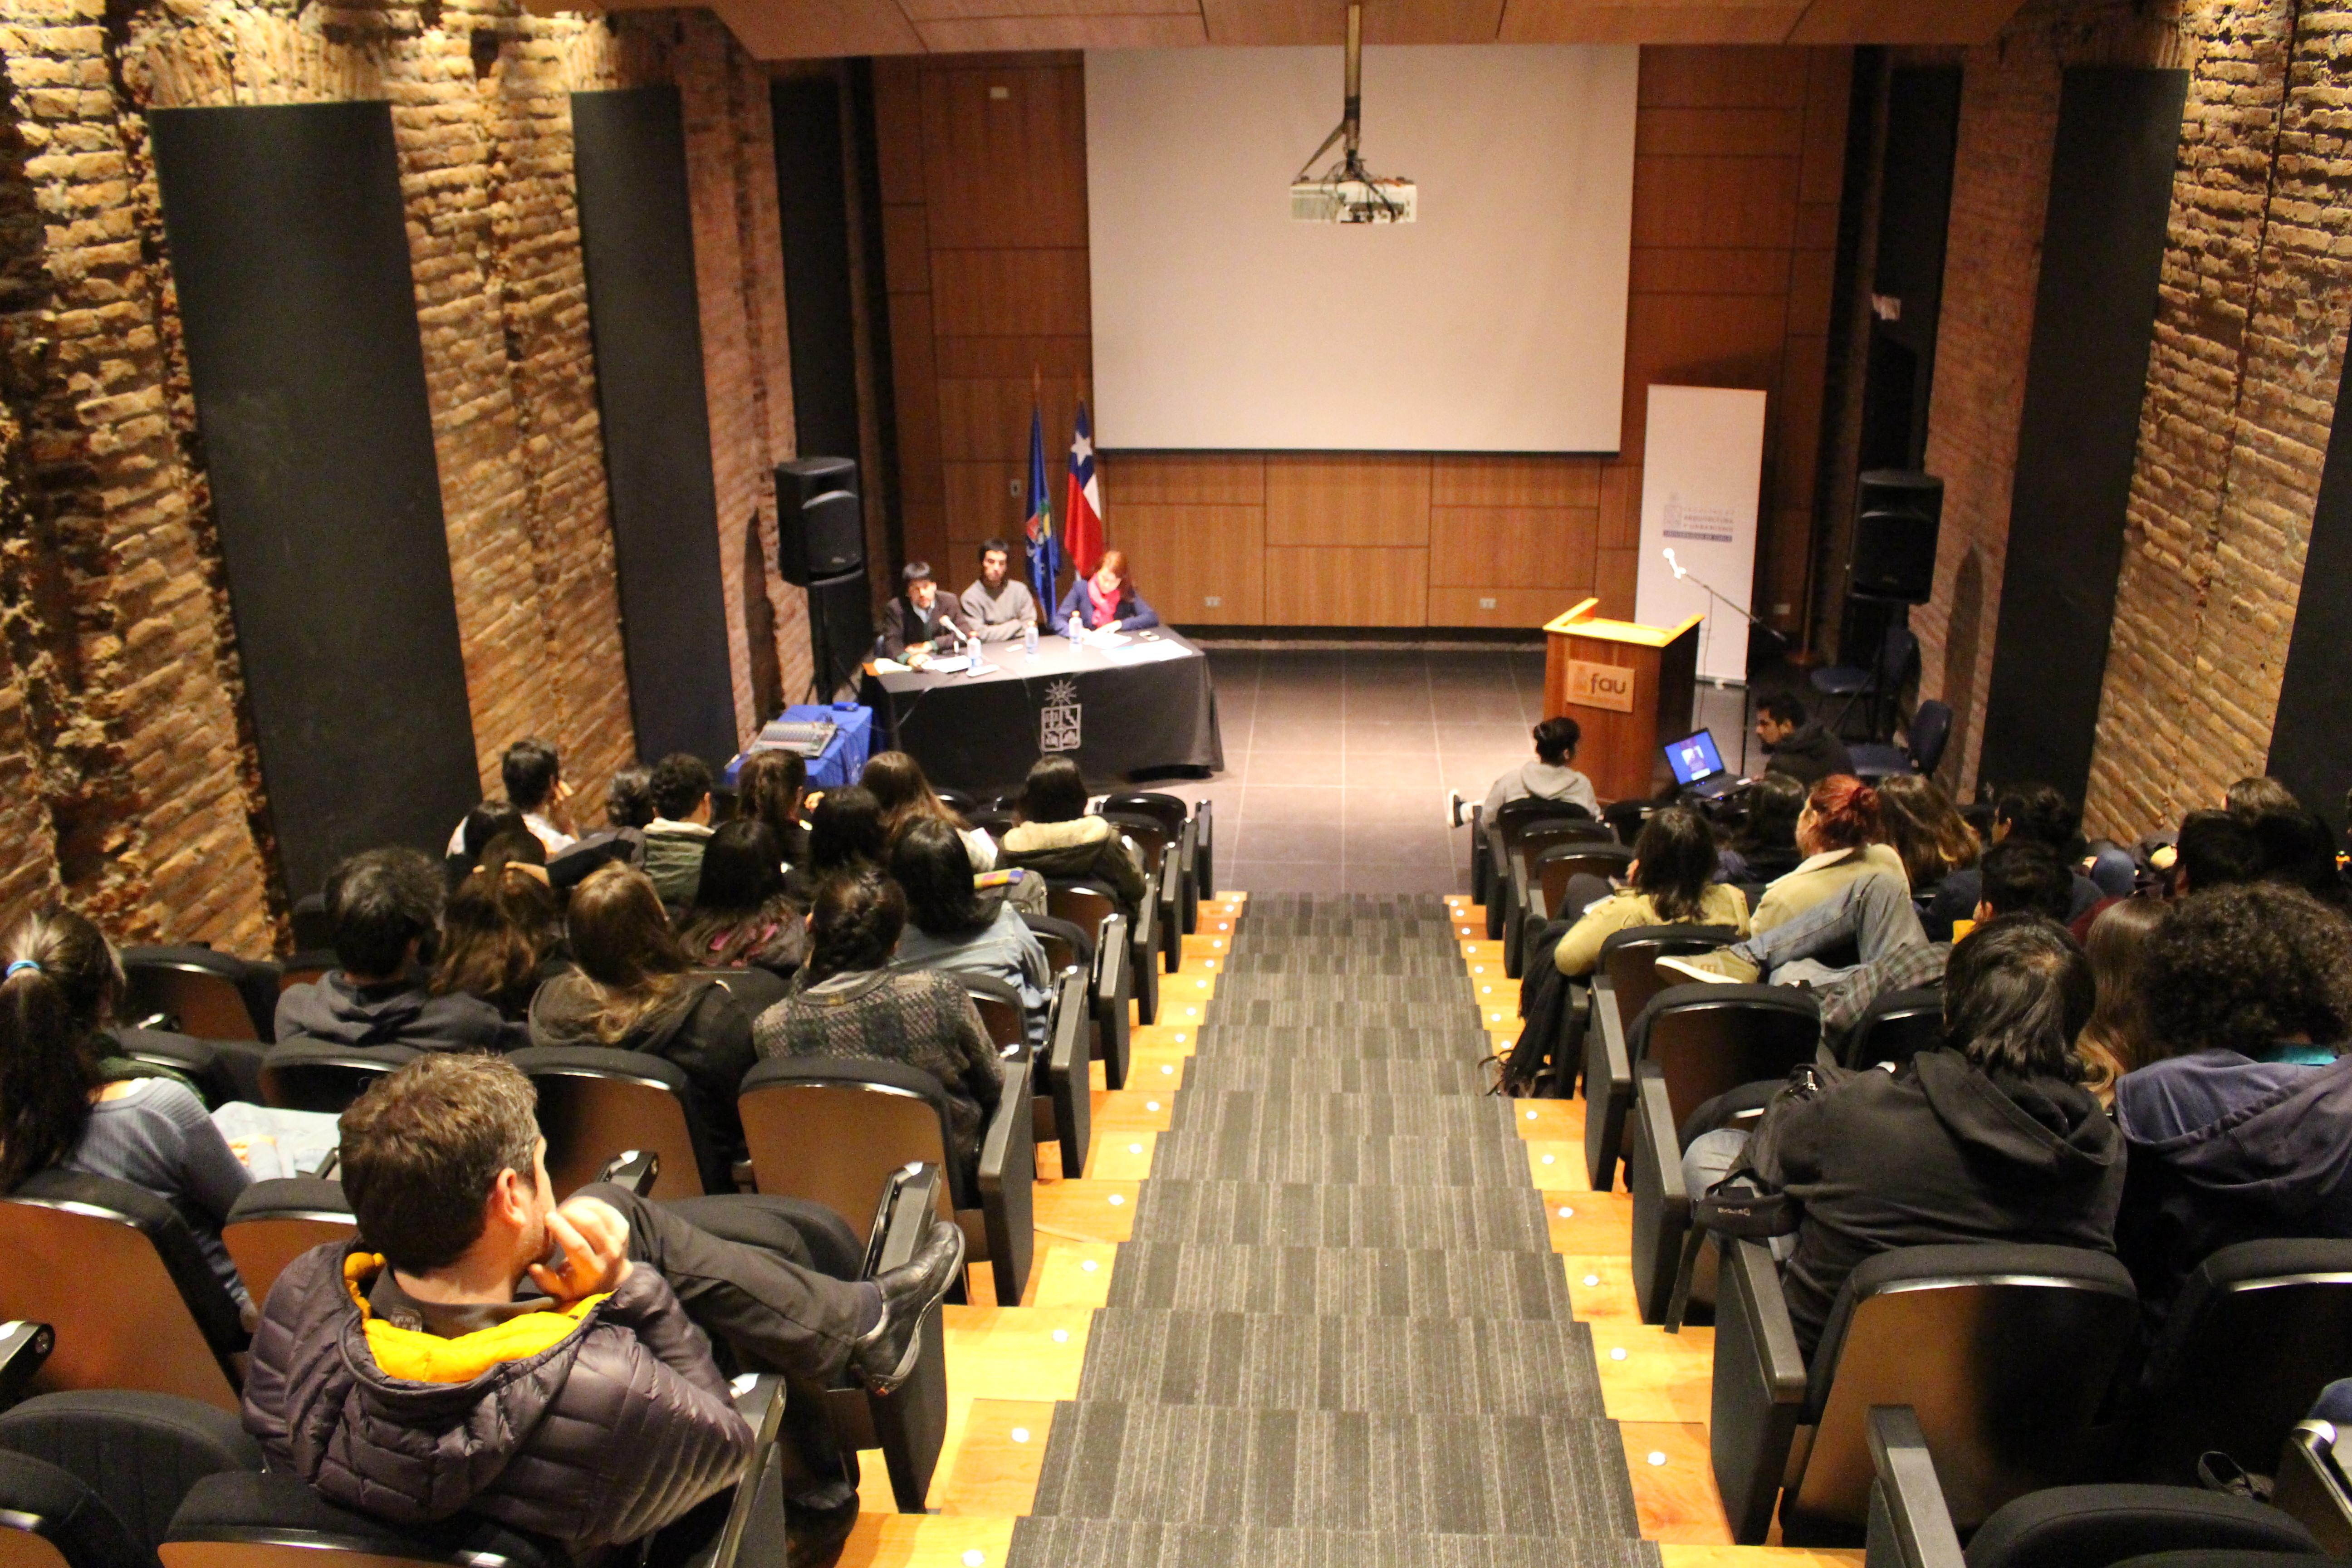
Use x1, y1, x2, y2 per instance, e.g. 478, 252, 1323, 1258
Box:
1019, 756, 1088, 824
431, 863, 557, 1016
1630, 807, 1716, 923
1941, 914, 2092, 1081
0, 909, 120, 1192
1735, 772, 1806, 858
566, 864, 693, 1044
681, 821, 802, 967
734, 750, 806, 845
862, 751, 971, 838
891, 818, 986, 939
807, 786, 887, 876
804, 869, 907, 984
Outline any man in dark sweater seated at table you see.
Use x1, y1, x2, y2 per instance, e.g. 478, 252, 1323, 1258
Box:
275, 847, 516, 1053
877, 560, 970, 667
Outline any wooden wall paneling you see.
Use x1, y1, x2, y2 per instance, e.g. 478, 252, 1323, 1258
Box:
1110, 503, 1266, 622
1631, 155, 1801, 249
888, 289, 945, 505
1799, 46, 1855, 203
1639, 45, 1814, 107
1429, 586, 1593, 627
938, 374, 1090, 462
881, 205, 930, 292
1597, 545, 1640, 617
1786, 0, 2021, 45
1264, 454, 1434, 547
1499, 5, 1808, 45
937, 335, 1093, 377
944, 459, 1031, 547
919, 63, 1088, 249
1600, 463, 1641, 550
1619, 293, 1792, 467
904, 504, 950, 580
1635, 106, 1805, 156
898, 0, 1198, 17
1428, 454, 1602, 508
1100, 452, 1266, 505
871, 59, 926, 202
1428, 508, 1600, 588
929, 248, 1091, 337
915, 16, 1208, 50
1630, 247, 1793, 295
1264, 546, 1431, 625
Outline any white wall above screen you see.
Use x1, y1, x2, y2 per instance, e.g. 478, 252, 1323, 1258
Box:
1084, 45, 1638, 454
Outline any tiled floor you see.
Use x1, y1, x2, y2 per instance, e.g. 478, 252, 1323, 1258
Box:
1187, 643, 1755, 896
1183, 646, 1551, 897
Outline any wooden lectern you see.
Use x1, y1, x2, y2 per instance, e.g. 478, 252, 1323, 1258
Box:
1542, 598, 1704, 802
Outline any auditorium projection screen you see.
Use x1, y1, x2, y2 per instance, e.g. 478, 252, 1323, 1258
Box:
1085, 45, 1638, 453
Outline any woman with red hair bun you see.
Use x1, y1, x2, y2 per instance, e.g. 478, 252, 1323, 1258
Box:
1750, 774, 1911, 933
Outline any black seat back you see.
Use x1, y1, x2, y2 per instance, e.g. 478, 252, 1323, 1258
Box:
162, 1470, 559, 1568
1101, 792, 1186, 839
1963, 1482, 2322, 1568
694, 965, 791, 1019
0, 1448, 148, 1568
258, 1042, 416, 1114
1046, 884, 1117, 936
1598, 925, 1743, 1028
0, 1391, 262, 1563
737, 1056, 963, 1236
1790, 1243, 2138, 1539
0, 1173, 245, 1414
1909, 700, 1954, 776
1021, 912, 1092, 975
2134, 1239, 2352, 1485
120, 949, 275, 1044
1533, 844, 1636, 919
954, 973, 1027, 1054
1842, 986, 1945, 1068
1099, 813, 1169, 877
510, 1045, 715, 1200
1493, 796, 1594, 850
221, 1179, 357, 1308
1630, 985, 1822, 1132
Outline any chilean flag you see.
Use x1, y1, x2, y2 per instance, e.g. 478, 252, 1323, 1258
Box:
1065, 401, 1105, 579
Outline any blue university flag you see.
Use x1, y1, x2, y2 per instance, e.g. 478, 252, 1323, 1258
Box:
1024, 403, 1060, 613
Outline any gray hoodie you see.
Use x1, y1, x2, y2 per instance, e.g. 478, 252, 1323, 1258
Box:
272, 973, 518, 1054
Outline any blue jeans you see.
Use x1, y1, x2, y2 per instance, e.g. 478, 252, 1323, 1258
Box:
1734, 874, 1924, 985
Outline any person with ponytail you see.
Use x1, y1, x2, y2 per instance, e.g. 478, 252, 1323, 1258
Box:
0, 907, 259, 1316
751, 869, 1001, 1172
1746, 774, 1910, 936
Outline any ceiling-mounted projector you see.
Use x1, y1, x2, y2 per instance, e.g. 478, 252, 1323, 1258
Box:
1291, 2, 1415, 224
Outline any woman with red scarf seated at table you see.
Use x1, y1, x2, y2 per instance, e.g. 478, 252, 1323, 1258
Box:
1054, 550, 1159, 635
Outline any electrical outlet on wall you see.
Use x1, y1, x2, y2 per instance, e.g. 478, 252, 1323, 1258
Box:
1007, 478, 1022, 498
1479, 597, 1497, 609
1204, 595, 1223, 608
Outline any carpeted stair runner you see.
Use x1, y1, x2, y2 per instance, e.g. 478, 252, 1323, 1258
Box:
1007, 893, 1656, 1568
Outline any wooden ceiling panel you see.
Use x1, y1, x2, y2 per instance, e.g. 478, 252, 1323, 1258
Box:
1499, 1, 1805, 44
709, 0, 925, 55
1786, 0, 2022, 44
1200, 0, 1504, 44
901, 0, 1196, 14
914, 14, 1210, 48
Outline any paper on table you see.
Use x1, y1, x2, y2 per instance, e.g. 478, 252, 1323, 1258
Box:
1101, 638, 1192, 665
872, 657, 911, 673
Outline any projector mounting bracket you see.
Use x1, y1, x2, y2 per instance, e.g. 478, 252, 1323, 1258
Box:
1294, 2, 1368, 184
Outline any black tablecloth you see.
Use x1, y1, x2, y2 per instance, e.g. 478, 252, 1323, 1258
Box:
861, 630, 1223, 793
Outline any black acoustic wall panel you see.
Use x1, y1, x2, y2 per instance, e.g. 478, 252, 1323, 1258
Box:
149, 102, 481, 903
2267, 346, 2352, 829
1977, 67, 2187, 800
572, 86, 740, 769
770, 74, 862, 466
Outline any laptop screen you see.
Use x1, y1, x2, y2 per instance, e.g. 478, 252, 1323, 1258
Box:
1664, 730, 1725, 786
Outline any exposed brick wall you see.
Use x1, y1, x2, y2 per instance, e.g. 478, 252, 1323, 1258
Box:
2083, 0, 2352, 837
0, 0, 804, 952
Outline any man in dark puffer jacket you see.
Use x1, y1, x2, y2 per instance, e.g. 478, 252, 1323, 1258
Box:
244, 1054, 964, 1557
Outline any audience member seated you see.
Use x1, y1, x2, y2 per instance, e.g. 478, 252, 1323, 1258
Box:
733, 749, 812, 872
527, 864, 757, 1171
2169, 807, 2266, 898
276, 848, 515, 1052
444, 738, 577, 862
877, 559, 972, 665
677, 822, 806, 976
891, 819, 1051, 1047
446, 798, 524, 886
2227, 773, 2302, 824
997, 756, 1148, 917
430, 845, 567, 1022
605, 764, 657, 830
1877, 773, 1980, 909
1480, 715, 1600, 822
783, 785, 887, 905
2249, 806, 2351, 908
3, 907, 261, 1319
958, 538, 1039, 642
243, 1053, 965, 1558
1686, 914, 2124, 1359
753, 869, 1002, 1172
643, 752, 716, 906
2077, 895, 2165, 1102
2113, 882, 2352, 1331
1926, 782, 2102, 937
864, 749, 996, 870
1717, 771, 1807, 885
1551, 806, 1749, 977
1743, 775, 1908, 939
1054, 549, 1158, 635
1754, 693, 1853, 787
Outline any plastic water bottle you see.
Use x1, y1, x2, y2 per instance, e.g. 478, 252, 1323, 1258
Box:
1024, 619, 1039, 658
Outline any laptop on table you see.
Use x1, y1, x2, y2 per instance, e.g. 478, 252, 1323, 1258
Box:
1664, 729, 1743, 801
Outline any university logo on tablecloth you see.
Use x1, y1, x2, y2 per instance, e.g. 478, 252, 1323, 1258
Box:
1041, 679, 1082, 753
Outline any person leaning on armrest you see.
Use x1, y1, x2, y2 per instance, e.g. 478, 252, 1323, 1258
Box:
1055, 550, 1158, 635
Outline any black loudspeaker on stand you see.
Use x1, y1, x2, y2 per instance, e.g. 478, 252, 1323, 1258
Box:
777, 457, 870, 701
1835, 469, 1943, 740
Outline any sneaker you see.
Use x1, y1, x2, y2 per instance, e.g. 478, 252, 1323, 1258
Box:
851, 1218, 965, 1394
1654, 951, 1759, 986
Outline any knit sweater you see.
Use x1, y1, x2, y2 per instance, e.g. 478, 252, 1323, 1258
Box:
752, 968, 1003, 1165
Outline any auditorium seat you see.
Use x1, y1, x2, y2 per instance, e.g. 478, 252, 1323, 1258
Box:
1712, 1240, 2138, 1545
1471, 796, 1597, 929
1585, 981, 1819, 1192
272, 951, 336, 994
1090, 909, 1134, 1090
1841, 986, 1945, 1068
956, 972, 1028, 1054
1851, 698, 1955, 782
694, 965, 791, 1017
0, 1172, 247, 1413
222, 1178, 360, 1306
1102, 792, 1199, 931
2125, 1239, 2352, 1486
1554, 923, 1745, 1096
738, 1055, 1034, 1307
1512, 841, 1635, 977
1863, 1405, 2323, 1568
163, 1469, 569, 1568
1050, 881, 1156, 1028
110, 1027, 250, 1109
120, 948, 279, 1045
1036, 970, 1092, 1177
1809, 622, 1918, 742
1020, 911, 1093, 975
0, 1448, 165, 1568
0, 1390, 263, 1568
508, 1045, 721, 1199
257, 1040, 415, 1114
2274, 1420, 2352, 1554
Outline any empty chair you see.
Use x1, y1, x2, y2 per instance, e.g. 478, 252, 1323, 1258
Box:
120, 948, 277, 1044
1106, 794, 1198, 934
1810, 621, 1919, 741
739, 1055, 1034, 1307
0, 1391, 264, 1568
110, 1028, 249, 1109
509, 1046, 722, 1199
1851, 699, 1955, 782
1510, 842, 1635, 978
2125, 1239, 2352, 1486
0, 1171, 248, 1412
1863, 1406, 2323, 1568
1839, 985, 1945, 1069
222, 1179, 361, 1307
1091, 910, 1134, 1091
1475, 796, 1597, 935
1192, 799, 1215, 907
1587, 982, 1819, 1191
1051, 881, 1156, 1029
257, 1040, 415, 1114
1036, 971, 1093, 1178
958, 972, 1028, 1055
1711, 1240, 2138, 1545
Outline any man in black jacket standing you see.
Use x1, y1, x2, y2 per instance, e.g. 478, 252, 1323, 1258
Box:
1754, 694, 1854, 787
244, 1054, 963, 1558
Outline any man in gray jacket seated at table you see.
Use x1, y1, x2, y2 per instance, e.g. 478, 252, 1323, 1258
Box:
958, 538, 1039, 642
